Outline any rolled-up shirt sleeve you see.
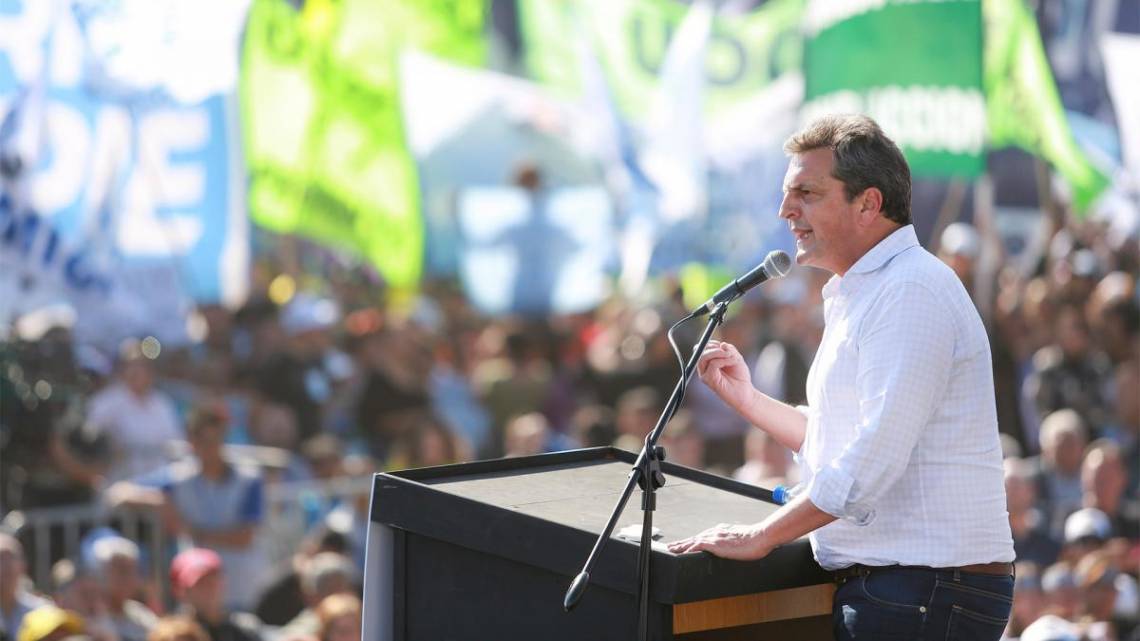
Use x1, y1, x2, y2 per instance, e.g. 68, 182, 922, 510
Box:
808, 281, 956, 524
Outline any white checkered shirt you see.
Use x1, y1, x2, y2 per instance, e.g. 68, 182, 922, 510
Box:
795, 225, 1015, 570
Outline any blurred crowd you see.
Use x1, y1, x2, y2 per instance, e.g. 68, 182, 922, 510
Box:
0, 207, 1138, 641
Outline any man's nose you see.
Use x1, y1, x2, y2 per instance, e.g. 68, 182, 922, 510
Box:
778, 197, 796, 219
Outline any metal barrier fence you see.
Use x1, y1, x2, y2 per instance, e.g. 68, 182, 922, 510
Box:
0, 473, 374, 601
0, 502, 167, 596
261, 475, 374, 567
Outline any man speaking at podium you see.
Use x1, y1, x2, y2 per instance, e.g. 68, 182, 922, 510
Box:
667, 115, 1015, 641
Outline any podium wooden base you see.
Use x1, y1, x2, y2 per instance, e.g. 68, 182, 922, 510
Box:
675, 583, 835, 639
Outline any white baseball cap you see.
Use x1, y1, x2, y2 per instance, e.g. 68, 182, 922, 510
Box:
1064, 507, 1112, 544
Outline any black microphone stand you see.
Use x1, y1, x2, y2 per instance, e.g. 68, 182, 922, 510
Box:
563, 301, 730, 640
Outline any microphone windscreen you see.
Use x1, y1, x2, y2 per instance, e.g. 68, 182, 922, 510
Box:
766, 250, 792, 278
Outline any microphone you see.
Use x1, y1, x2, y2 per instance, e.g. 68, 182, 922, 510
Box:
691, 250, 792, 316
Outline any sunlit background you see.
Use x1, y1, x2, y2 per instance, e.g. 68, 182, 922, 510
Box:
1, 1, 1138, 640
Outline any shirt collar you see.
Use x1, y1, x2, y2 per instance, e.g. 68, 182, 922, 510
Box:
821, 225, 919, 300
846, 224, 919, 275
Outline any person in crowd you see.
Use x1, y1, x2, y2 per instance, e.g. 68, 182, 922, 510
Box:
384, 418, 463, 470
1080, 440, 1139, 539
253, 531, 349, 629
1073, 552, 1120, 630
1086, 271, 1139, 366
991, 274, 1036, 453
686, 315, 758, 470
277, 434, 350, 533
568, 405, 616, 449
428, 331, 492, 457
90, 401, 263, 615
999, 433, 1024, 459
85, 342, 182, 484
1109, 361, 1140, 499
0, 330, 108, 511
88, 538, 155, 641
257, 294, 339, 443
667, 114, 1016, 640
352, 324, 432, 462
612, 387, 659, 453
1034, 409, 1089, 537
248, 403, 309, 483
145, 617, 208, 641
320, 456, 376, 570
1, 534, 51, 641
1008, 563, 1047, 639
1017, 614, 1080, 641
169, 549, 262, 641
299, 436, 344, 482
1006, 277, 1059, 452
1025, 302, 1114, 434
733, 429, 796, 489
313, 595, 360, 641
1005, 457, 1063, 567
14, 606, 84, 641
49, 561, 114, 641
1041, 562, 1081, 621
936, 221, 982, 296
474, 328, 553, 459
502, 413, 550, 459
160, 404, 267, 612
1062, 508, 1113, 562
750, 277, 817, 410
274, 553, 357, 641
657, 410, 705, 471
49, 562, 100, 631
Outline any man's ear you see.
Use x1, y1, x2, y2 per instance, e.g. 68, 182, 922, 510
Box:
856, 187, 884, 225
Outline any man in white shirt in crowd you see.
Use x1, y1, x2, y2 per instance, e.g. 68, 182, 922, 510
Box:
668, 114, 1015, 641
86, 342, 183, 484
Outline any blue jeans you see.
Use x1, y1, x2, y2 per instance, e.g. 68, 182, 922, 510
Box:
833, 567, 1014, 640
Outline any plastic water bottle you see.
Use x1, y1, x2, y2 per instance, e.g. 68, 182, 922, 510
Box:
772, 482, 805, 505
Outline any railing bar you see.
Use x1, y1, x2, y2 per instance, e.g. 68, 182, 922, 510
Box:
13, 479, 374, 597
125, 511, 140, 543
35, 523, 49, 590
64, 518, 80, 567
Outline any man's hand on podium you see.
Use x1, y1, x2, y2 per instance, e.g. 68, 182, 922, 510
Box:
666, 523, 773, 561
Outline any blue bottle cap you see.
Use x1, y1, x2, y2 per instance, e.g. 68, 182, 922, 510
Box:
773, 484, 789, 505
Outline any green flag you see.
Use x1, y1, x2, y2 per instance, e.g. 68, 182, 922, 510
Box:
984, 0, 1109, 211
802, 0, 987, 178
519, 0, 804, 120
240, 0, 486, 291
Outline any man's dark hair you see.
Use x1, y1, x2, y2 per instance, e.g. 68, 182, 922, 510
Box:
186, 400, 227, 435
784, 114, 912, 225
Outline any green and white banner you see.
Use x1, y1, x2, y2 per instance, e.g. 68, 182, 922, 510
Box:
519, 0, 804, 121
984, 0, 1108, 211
802, 0, 986, 177
240, 0, 486, 291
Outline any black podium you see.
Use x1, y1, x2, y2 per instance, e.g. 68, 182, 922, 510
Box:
361, 447, 835, 640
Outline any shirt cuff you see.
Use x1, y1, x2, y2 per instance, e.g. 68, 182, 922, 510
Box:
808, 462, 875, 526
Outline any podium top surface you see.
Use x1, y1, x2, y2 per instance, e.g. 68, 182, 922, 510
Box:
414, 457, 784, 544
370, 447, 831, 603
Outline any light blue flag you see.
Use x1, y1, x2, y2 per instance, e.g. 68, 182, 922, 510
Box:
0, 0, 248, 332
457, 186, 614, 316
